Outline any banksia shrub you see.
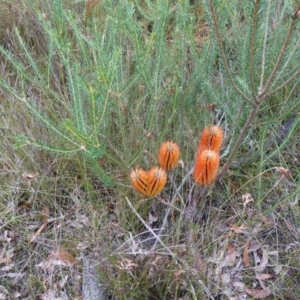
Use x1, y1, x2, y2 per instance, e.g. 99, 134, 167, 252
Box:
193, 149, 220, 186
196, 125, 223, 155
130, 167, 167, 197
158, 141, 180, 171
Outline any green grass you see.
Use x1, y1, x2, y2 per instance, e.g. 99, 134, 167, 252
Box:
1, 0, 300, 299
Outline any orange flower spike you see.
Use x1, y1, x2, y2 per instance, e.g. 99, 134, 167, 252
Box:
193, 150, 220, 185
158, 141, 180, 171
197, 125, 224, 155
147, 167, 167, 197
130, 167, 149, 196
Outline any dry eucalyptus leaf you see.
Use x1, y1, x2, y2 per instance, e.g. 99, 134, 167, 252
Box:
227, 243, 235, 254
30, 223, 47, 243
39, 289, 69, 300
22, 172, 38, 185
255, 273, 274, 280
226, 243, 236, 266
274, 167, 291, 178
216, 244, 236, 270
48, 249, 76, 267
41, 206, 50, 224
0, 257, 12, 265
230, 224, 247, 234
196, 255, 207, 275
245, 287, 272, 299
232, 281, 245, 292
30, 206, 50, 243
243, 240, 250, 267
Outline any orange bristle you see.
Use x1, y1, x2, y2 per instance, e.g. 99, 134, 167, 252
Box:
193, 149, 220, 185
130, 167, 149, 197
147, 167, 167, 197
196, 125, 223, 156
158, 141, 180, 171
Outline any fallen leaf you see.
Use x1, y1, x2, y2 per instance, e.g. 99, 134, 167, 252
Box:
254, 249, 269, 272
173, 269, 186, 281
230, 224, 247, 234
30, 223, 47, 243
0, 287, 8, 297
215, 242, 237, 271
22, 172, 38, 185
227, 243, 235, 254
48, 249, 75, 267
242, 193, 254, 206
116, 258, 138, 272
245, 287, 272, 298
0, 230, 14, 243
232, 281, 245, 292
205, 103, 217, 111
41, 206, 50, 224
243, 240, 250, 267
0, 257, 12, 265
226, 243, 236, 266
39, 289, 66, 300
177, 159, 184, 168
274, 167, 291, 179
58, 275, 68, 289
256, 273, 274, 280
148, 210, 158, 225
221, 272, 231, 285
30, 206, 49, 243
196, 255, 207, 275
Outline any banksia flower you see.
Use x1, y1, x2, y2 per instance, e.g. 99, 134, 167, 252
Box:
147, 167, 167, 197
158, 141, 180, 171
193, 149, 220, 185
130, 167, 149, 197
197, 125, 223, 155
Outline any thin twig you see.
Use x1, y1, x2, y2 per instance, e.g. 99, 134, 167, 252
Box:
259, 15, 297, 100
159, 199, 183, 213
125, 197, 179, 260
152, 168, 193, 249
267, 67, 300, 98
249, 0, 260, 100
268, 22, 300, 90
259, 0, 272, 92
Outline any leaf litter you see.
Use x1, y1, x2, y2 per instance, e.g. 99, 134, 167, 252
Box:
204, 200, 279, 299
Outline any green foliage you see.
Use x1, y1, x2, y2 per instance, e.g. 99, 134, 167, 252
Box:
0, 0, 203, 186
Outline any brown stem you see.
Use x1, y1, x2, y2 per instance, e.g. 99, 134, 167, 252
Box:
217, 102, 260, 180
